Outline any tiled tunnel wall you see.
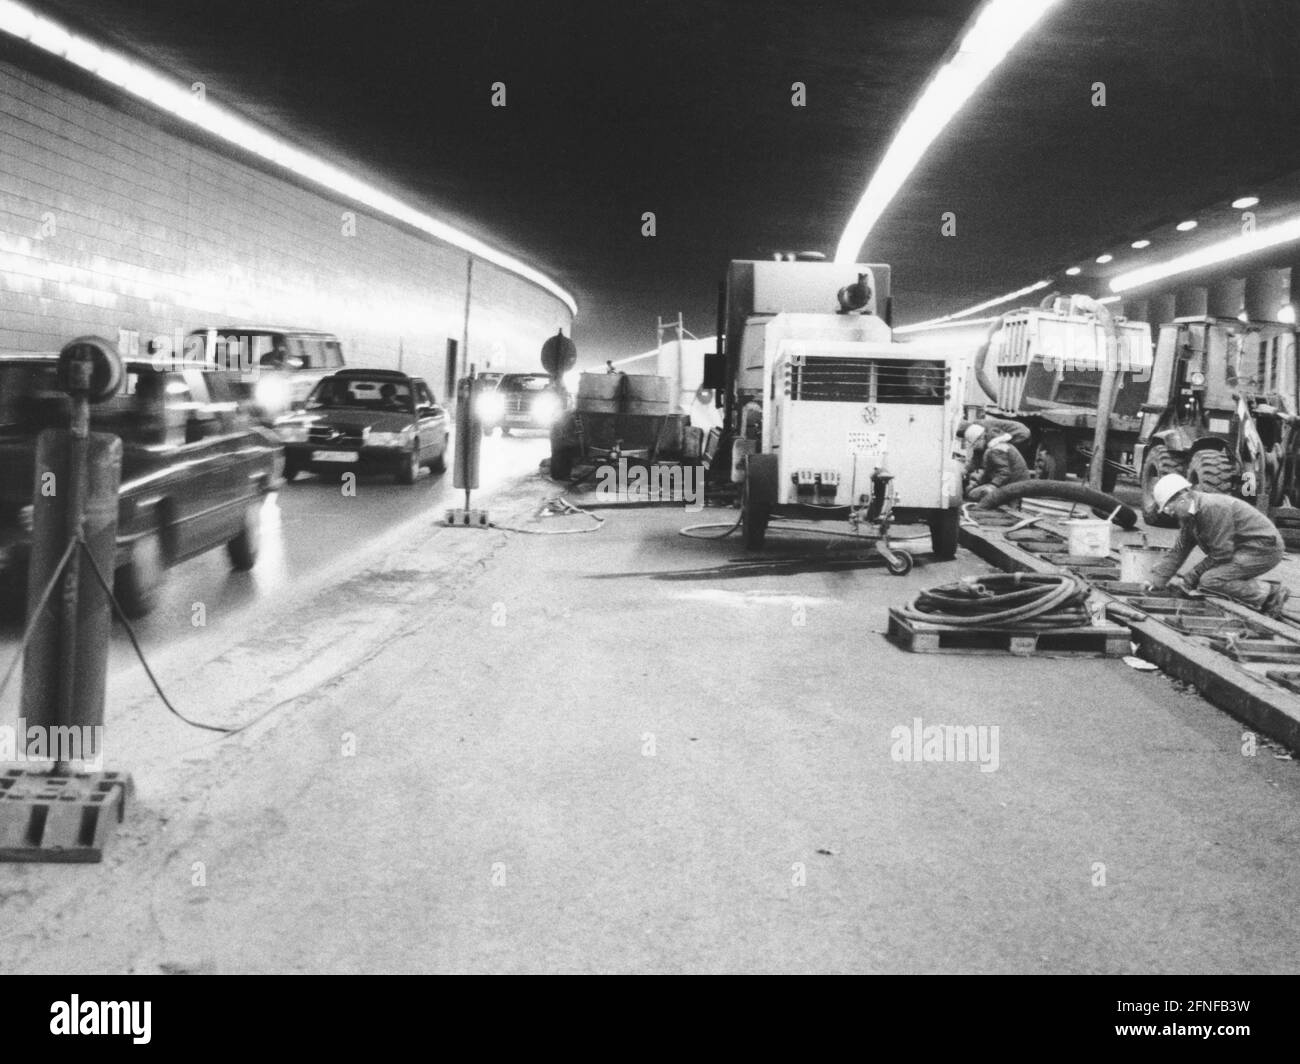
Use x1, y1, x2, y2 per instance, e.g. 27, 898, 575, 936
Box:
0, 56, 572, 397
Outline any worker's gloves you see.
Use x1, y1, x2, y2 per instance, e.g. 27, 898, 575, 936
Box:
1167, 574, 1195, 594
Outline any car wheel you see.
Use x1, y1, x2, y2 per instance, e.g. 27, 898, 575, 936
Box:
481, 424, 495, 437
429, 440, 447, 474
396, 442, 420, 485
114, 529, 164, 620
501, 427, 511, 437
226, 500, 261, 571
283, 460, 301, 482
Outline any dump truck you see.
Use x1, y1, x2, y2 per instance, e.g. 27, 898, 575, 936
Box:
706, 259, 966, 565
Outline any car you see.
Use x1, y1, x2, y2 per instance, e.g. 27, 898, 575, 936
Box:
476, 372, 566, 436
275, 369, 449, 484
0, 353, 280, 618
186, 325, 346, 424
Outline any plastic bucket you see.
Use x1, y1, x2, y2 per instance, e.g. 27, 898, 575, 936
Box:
1064, 518, 1112, 558
1119, 545, 1170, 583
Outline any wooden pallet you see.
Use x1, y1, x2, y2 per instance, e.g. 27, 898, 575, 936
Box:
886, 608, 1130, 657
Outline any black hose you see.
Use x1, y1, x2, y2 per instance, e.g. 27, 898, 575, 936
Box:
897, 572, 1092, 629
976, 479, 1138, 529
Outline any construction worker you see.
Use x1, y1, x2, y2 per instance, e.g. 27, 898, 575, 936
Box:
1147, 473, 1290, 616
964, 433, 1031, 502
959, 417, 1030, 479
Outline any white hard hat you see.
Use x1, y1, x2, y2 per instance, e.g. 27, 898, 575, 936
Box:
963, 424, 986, 445
1152, 473, 1193, 512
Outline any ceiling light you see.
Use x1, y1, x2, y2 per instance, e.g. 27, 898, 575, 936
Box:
834, 0, 1060, 263
1131, 239, 1150, 249
1065, 266, 1081, 276
1095, 254, 1112, 264
0, 0, 577, 316
893, 279, 1051, 333
1232, 196, 1259, 210
1110, 213, 1300, 293
1176, 220, 1198, 232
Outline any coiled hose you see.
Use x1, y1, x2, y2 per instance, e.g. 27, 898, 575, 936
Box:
896, 572, 1092, 629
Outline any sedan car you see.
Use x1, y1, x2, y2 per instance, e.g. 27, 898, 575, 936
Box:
275, 369, 449, 484
476, 373, 565, 436
0, 353, 280, 618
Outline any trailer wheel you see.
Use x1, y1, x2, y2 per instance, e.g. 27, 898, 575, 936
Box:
741, 454, 776, 550
1140, 444, 1184, 528
928, 509, 960, 560
1187, 449, 1233, 494
1035, 435, 1068, 481
886, 549, 914, 576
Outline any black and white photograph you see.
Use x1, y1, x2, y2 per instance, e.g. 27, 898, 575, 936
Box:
0, 0, 1297, 1023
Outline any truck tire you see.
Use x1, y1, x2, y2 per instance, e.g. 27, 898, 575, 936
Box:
550, 445, 578, 480
928, 508, 960, 560
1187, 449, 1233, 494
1141, 444, 1184, 528
1035, 435, 1068, 482
741, 454, 776, 550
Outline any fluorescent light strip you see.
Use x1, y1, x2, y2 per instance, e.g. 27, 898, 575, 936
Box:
893, 279, 1051, 333
0, 0, 577, 317
1110, 214, 1300, 293
833, 0, 1059, 264
893, 315, 998, 334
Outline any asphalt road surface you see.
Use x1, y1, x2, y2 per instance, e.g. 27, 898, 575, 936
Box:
2, 456, 1299, 973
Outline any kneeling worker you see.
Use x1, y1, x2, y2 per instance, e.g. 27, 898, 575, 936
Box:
965, 433, 1031, 502
1148, 473, 1290, 616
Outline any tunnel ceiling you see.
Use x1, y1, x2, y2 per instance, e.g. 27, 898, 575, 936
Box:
26, 0, 1300, 360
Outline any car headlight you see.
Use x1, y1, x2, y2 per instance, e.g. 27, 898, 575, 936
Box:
277, 422, 309, 443
476, 392, 505, 421
254, 375, 291, 412
532, 393, 561, 424
367, 430, 409, 447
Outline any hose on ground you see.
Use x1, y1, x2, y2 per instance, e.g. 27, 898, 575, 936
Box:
977, 479, 1138, 529
896, 572, 1093, 629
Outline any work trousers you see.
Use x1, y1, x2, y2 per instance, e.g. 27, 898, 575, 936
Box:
1197, 544, 1285, 608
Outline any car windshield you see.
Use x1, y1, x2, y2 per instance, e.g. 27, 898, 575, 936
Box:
308, 377, 413, 412
502, 375, 552, 392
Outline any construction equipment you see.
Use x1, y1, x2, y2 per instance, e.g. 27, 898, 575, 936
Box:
1135, 316, 1300, 525
549, 371, 696, 480
975, 294, 1154, 491
708, 258, 965, 567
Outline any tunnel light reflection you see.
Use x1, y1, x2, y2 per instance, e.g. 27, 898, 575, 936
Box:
0, 0, 577, 317
893, 279, 1051, 333
1110, 214, 1300, 294
833, 0, 1060, 264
